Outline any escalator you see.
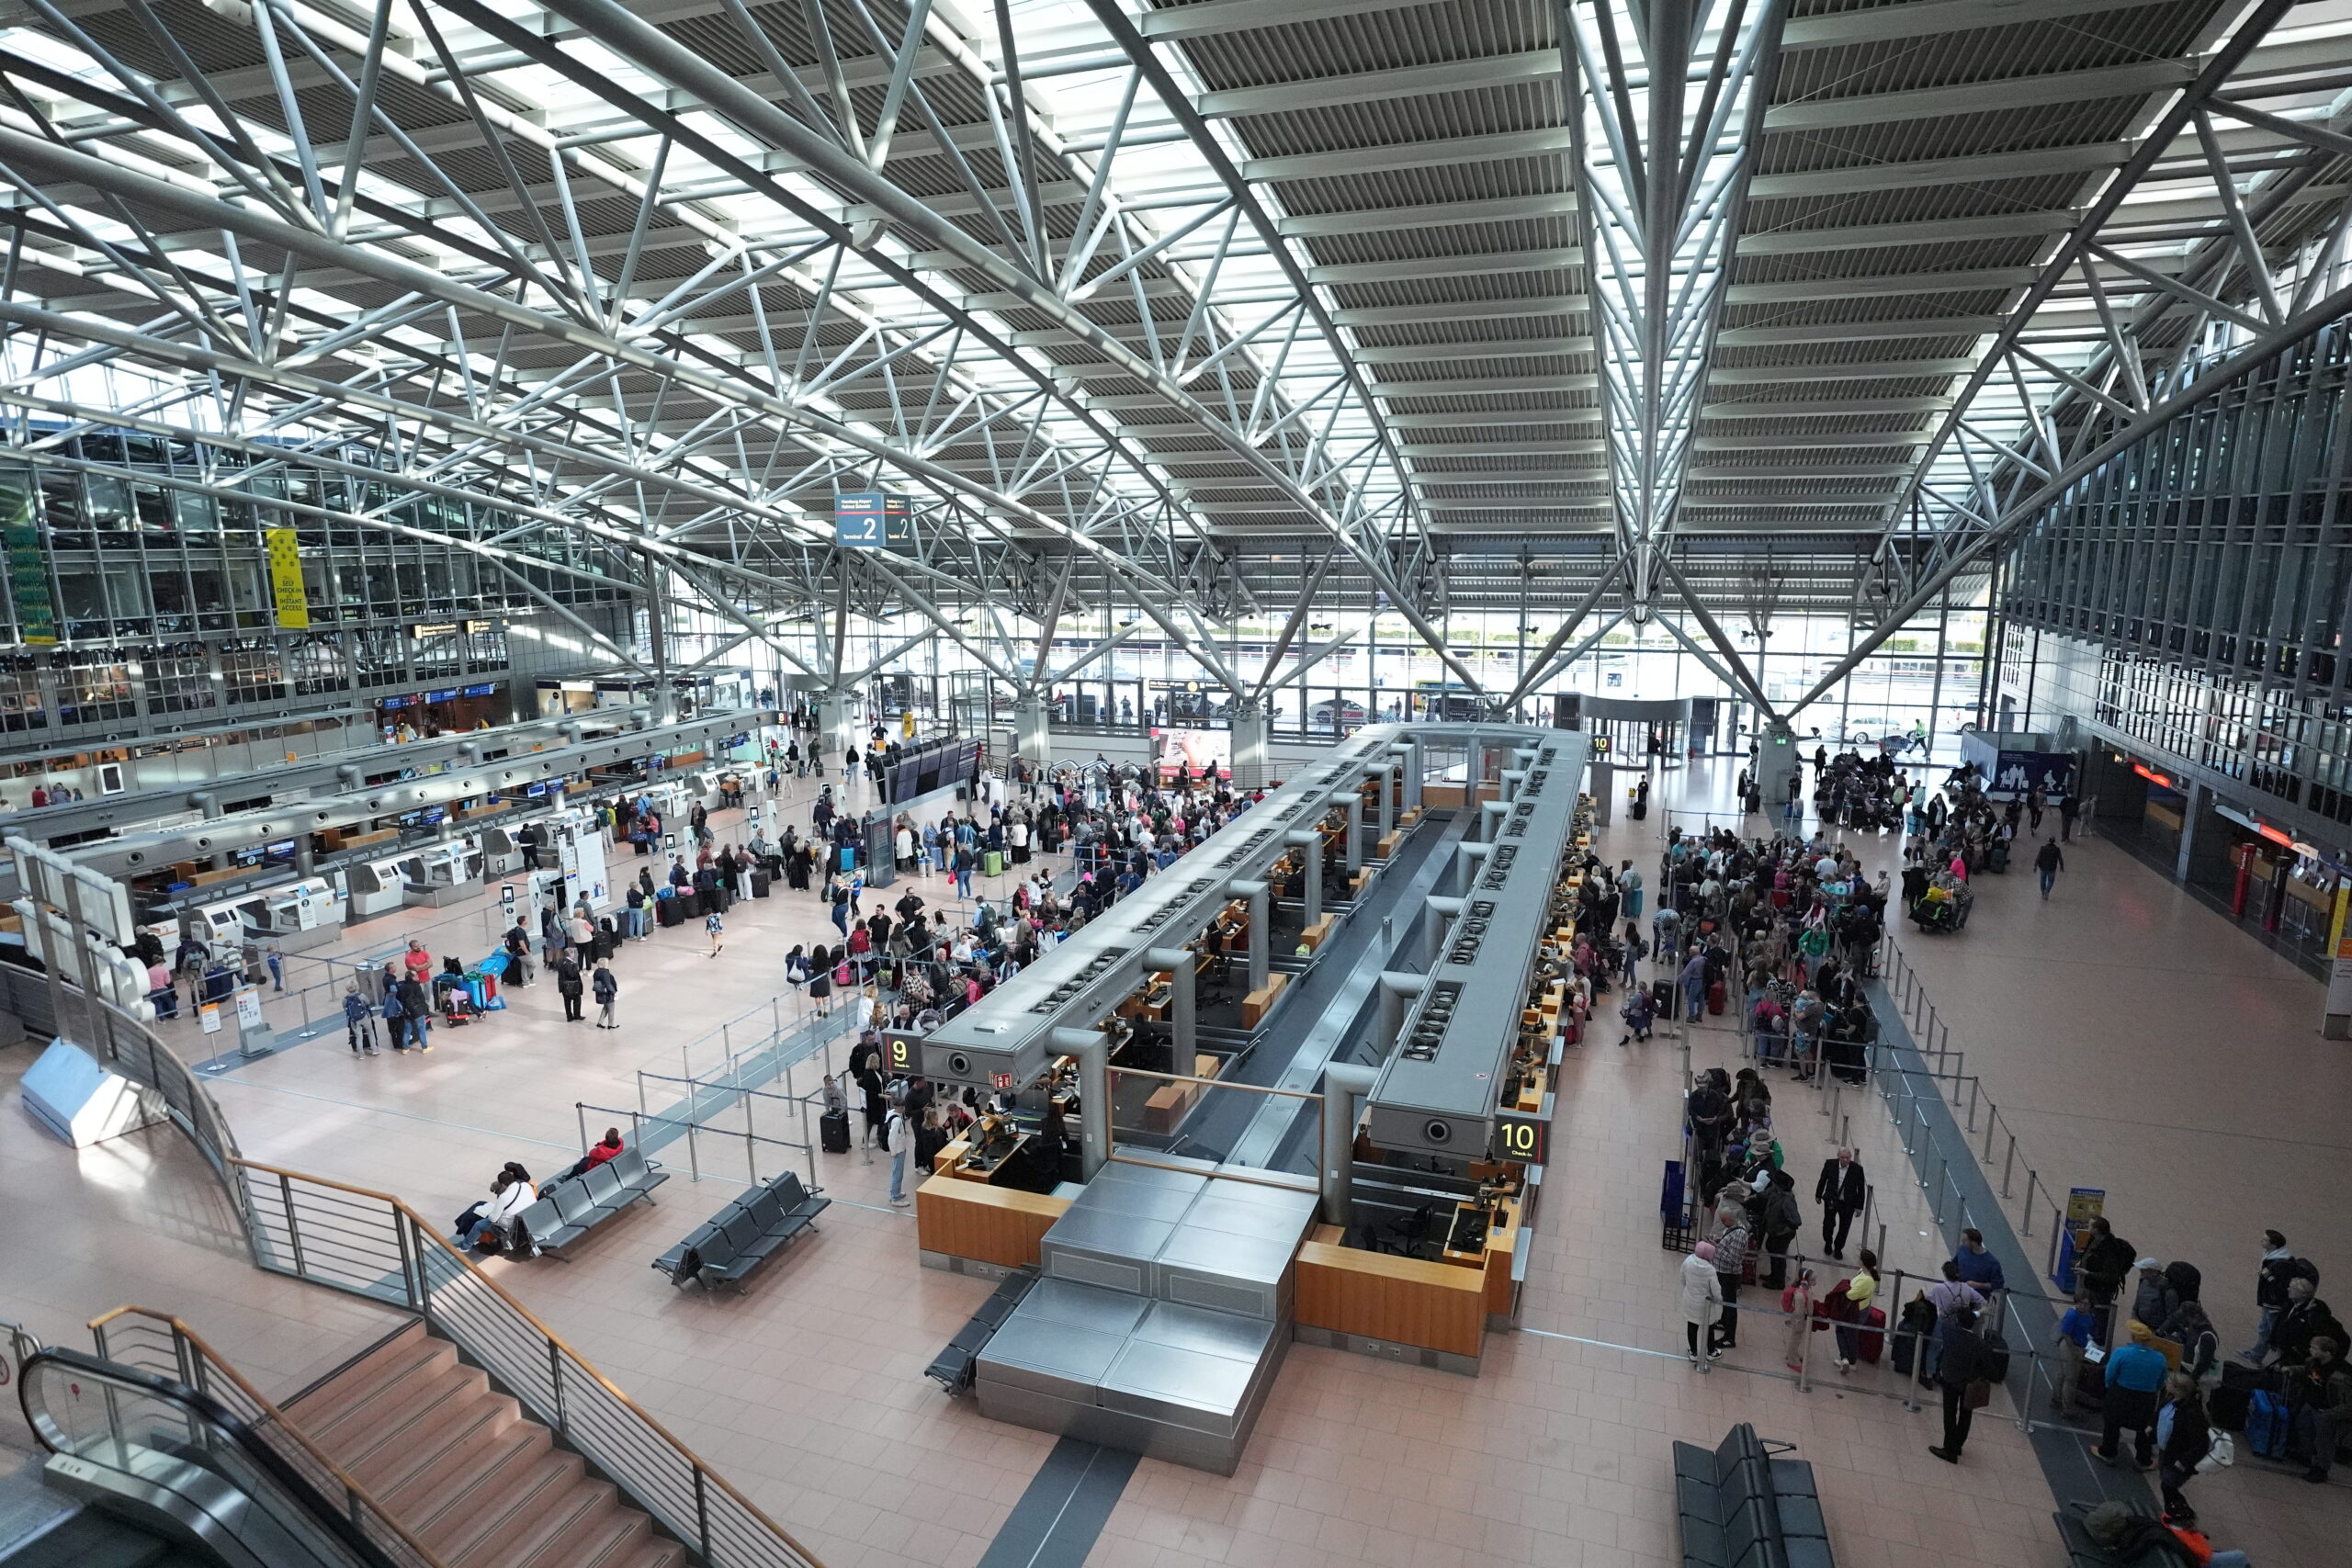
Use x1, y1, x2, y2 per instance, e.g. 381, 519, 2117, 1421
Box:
8, 1347, 418, 1568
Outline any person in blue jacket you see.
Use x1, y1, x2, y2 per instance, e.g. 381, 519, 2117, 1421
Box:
1953, 1227, 2007, 1292
2095, 1319, 2171, 1470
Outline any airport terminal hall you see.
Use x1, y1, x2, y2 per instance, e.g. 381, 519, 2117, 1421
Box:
10, 2, 2352, 1567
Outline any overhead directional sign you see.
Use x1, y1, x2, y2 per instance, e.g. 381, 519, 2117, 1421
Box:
835, 492, 887, 547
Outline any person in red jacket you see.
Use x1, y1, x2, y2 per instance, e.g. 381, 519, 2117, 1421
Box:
560, 1128, 626, 1183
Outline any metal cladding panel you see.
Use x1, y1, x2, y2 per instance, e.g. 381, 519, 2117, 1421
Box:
1369, 735, 1587, 1157
1098, 1340, 1261, 1436
974, 1312, 1128, 1403
1154, 1226, 1296, 1321
1015, 1278, 1151, 1339
1182, 1190, 1318, 1244
1132, 1301, 1280, 1365
1041, 1209, 1174, 1295
1094, 1160, 1213, 1196
1080, 1184, 1200, 1226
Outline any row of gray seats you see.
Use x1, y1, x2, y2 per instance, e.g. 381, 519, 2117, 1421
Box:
653, 1170, 830, 1292
513, 1149, 668, 1258
1673, 1423, 1832, 1568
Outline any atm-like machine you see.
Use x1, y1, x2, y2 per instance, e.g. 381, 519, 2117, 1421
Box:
344, 854, 417, 919
402, 840, 481, 908
177, 874, 341, 956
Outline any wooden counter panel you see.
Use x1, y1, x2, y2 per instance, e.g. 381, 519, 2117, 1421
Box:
1420, 785, 1464, 809
914, 1176, 1069, 1268
1294, 1240, 1485, 1360
1482, 1199, 1522, 1319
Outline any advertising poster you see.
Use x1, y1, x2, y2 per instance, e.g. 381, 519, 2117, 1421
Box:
1153, 727, 1231, 780
265, 526, 310, 628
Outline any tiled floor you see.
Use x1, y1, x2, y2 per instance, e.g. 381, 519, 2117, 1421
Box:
3, 750, 2346, 1568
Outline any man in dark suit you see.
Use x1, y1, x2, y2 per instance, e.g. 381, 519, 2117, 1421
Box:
1815, 1147, 1866, 1260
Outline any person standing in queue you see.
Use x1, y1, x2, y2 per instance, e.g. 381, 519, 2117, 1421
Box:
1928, 1304, 1994, 1464
1815, 1147, 1865, 1261
554, 951, 584, 1023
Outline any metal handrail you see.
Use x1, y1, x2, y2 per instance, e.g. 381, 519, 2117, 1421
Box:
18, 1343, 432, 1568
85, 1306, 447, 1568
230, 1156, 826, 1568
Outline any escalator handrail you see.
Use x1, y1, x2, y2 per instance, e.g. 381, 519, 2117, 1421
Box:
17, 1345, 441, 1568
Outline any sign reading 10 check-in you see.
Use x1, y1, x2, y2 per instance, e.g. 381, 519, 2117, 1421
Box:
835, 492, 914, 548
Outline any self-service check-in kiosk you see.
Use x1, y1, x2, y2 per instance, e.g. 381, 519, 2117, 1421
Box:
477, 822, 524, 877
254, 876, 340, 953
402, 840, 481, 908
344, 855, 415, 919
179, 897, 257, 955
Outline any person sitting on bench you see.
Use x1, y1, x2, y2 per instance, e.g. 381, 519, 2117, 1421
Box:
453, 1164, 537, 1250
560, 1128, 626, 1184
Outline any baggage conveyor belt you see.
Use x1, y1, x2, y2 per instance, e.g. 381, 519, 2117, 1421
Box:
1159, 808, 1469, 1173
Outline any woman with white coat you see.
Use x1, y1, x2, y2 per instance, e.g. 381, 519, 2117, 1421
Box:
1682, 1239, 1726, 1370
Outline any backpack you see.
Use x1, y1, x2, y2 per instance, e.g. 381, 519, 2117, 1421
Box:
2244, 1389, 2289, 1460
1979, 1325, 2011, 1382
381, 991, 405, 1021
2287, 1256, 2322, 1289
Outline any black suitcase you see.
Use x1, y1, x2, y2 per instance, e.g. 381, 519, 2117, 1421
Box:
820, 1108, 851, 1154
751, 870, 772, 898
657, 897, 686, 929
1652, 978, 1676, 1014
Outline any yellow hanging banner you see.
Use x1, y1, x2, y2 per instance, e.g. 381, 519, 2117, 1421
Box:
265, 527, 309, 628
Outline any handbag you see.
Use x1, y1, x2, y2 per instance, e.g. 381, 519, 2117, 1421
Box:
1964, 1379, 1993, 1410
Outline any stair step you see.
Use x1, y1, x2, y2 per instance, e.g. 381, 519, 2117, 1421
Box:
284, 1325, 448, 1442
421, 1446, 585, 1563
307, 1357, 481, 1470
444, 1450, 607, 1568
348, 1389, 512, 1498
504, 1485, 642, 1568
380, 1415, 546, 1523
607, 1540, 688, 1568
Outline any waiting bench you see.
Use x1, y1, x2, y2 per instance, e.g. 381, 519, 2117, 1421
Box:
925, 1266, 1038, 1395
1673, 1423, 1833, 1568
653, 1170, 831, 1292
513, 1149, 668, 1258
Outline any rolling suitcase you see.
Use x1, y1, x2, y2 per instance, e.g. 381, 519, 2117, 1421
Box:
1858, 1306, 1886, 1365
1651, 978, 1675, 1015
984, 850, 1004, 877
820, 1109, 852, 1154
1706, 980, 1725, 1015
658, 897, 686, 929
751, 870, 772, 898
840, 846, 856, 872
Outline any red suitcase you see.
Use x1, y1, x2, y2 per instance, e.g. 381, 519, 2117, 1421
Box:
1706, 980, 1725, 1016
1858, 1306, 1886, 1364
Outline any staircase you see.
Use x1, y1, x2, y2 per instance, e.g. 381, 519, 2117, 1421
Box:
285, 1324, 684, 1568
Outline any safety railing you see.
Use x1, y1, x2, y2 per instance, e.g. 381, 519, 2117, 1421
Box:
1872, 941, 2066, 1255
19, 1341, 424, 1568
0, 959, 248, 1224
232, 1157, 825, 1568
87, 1306, 444, 1568
583, 1087, 818, 1189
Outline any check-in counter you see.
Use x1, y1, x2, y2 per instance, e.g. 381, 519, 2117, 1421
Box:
252, 876, 339, 953
1239, 972, 1287, 1027
1294, 1228, 1486, 1374
1137, 1054, 1223, 1134
402, 841, 480, 908
344, 855, 414, 919
914, 1173, 1070, 1273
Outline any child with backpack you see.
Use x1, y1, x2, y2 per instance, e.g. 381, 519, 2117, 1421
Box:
343, 982, 378, 1055
705, 908, 725, 958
